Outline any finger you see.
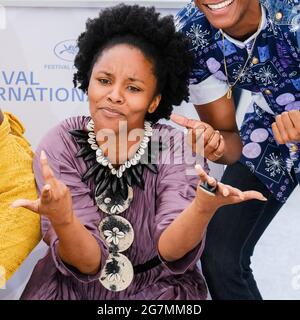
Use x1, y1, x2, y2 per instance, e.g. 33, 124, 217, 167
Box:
40, 150, 56, 184
205, 131, 221, 155
195, 164, 208, 183
215, 135, 225, 155
288, 110, 300, 132
281, 112, 298, 141
40, 184, 52, 204
208, 136, 225, 161
203, 126, 216, 146
275, 115, 289, 143
242, 191, 267, 201
271, 122, 284, 144
195, 164, 217, 187
170, 113, 206, 130
287, 110, 300, 141
11, 199, 40, 213
218, 182, 245, 199
216, 182, 230, 197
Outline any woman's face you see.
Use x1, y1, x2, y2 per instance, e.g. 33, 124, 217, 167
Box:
88, 44, 161, 135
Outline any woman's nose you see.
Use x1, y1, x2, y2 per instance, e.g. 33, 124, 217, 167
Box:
107, 86, 124, 104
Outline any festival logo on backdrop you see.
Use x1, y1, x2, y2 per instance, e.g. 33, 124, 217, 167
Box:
54, 39, 78, 62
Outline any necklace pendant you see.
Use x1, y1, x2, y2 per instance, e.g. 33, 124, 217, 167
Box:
227, 87, 232, 99
96, 185, 133, 215
99, 253, 134, 292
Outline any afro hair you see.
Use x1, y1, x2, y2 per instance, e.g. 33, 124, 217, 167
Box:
73, 4, 193, 123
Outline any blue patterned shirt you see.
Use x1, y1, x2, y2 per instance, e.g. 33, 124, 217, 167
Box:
176, 0, 300, 203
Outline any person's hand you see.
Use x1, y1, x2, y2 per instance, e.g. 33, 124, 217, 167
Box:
271, 110, 300, 144
170, 113, 225, 161
12, 150, 74, 226
194, 164, 267, 215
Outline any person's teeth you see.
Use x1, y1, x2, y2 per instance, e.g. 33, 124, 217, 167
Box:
207, 0, 234, 10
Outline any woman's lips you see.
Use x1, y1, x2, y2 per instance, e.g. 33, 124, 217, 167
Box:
100, 107, 125, 118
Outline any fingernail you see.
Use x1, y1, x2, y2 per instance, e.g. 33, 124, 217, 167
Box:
208, 177, 215, 185
261, 196, 267, 201
195, 164, 203, 171
40, 150, 47, 160
11, 201, 18, 208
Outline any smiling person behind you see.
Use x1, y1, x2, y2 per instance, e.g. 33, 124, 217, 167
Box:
175, 0, 300, 300
13, 4, 265, 300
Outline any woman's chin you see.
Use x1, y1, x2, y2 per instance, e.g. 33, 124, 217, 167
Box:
93, 117, 127, 133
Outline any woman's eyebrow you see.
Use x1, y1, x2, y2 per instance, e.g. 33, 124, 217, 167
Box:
128, 77, 145, 84
96, 70, 112, 76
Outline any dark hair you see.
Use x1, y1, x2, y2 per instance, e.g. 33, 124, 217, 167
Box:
73, 4, 193, 123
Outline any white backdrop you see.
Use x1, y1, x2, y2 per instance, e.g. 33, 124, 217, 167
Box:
0, 2, 299, 300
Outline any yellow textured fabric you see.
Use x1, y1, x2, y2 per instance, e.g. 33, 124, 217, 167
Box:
0, 112, 41, 287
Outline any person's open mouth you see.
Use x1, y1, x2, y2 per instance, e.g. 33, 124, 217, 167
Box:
205, 0, 234, 11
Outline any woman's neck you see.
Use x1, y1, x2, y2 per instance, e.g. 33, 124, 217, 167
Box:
98, 132, 143, 166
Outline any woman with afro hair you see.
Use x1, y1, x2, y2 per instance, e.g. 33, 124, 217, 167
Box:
14, 4, 265, 300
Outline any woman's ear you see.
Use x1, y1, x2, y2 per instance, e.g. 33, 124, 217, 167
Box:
148, 95, 161, 114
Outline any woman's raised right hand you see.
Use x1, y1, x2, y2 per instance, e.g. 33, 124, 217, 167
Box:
12, 150, 74, 227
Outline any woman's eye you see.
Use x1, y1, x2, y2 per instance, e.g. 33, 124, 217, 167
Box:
128, 86, 141, 92
99, 79, 110, 85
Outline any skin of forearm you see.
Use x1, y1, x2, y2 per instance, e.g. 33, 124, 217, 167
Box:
0, 109, 4, 125
158, 197, 216, 262
215, 130, 242, 165
53, 214, 101, 275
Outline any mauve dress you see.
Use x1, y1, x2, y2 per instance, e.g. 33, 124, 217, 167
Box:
21, 116, 208, 300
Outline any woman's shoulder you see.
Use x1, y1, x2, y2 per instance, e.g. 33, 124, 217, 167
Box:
36, 115, 90, 155
55, 115, 90, 133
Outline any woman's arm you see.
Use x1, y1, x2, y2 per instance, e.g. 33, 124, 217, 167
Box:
54, 215, 101, 275
158, 165, 266, 262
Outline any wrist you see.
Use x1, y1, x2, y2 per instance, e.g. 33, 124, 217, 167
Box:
192, 196, 217, 218
50, 211, 75, 229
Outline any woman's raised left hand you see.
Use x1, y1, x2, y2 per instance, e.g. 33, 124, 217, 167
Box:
194, 164, 267, 215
